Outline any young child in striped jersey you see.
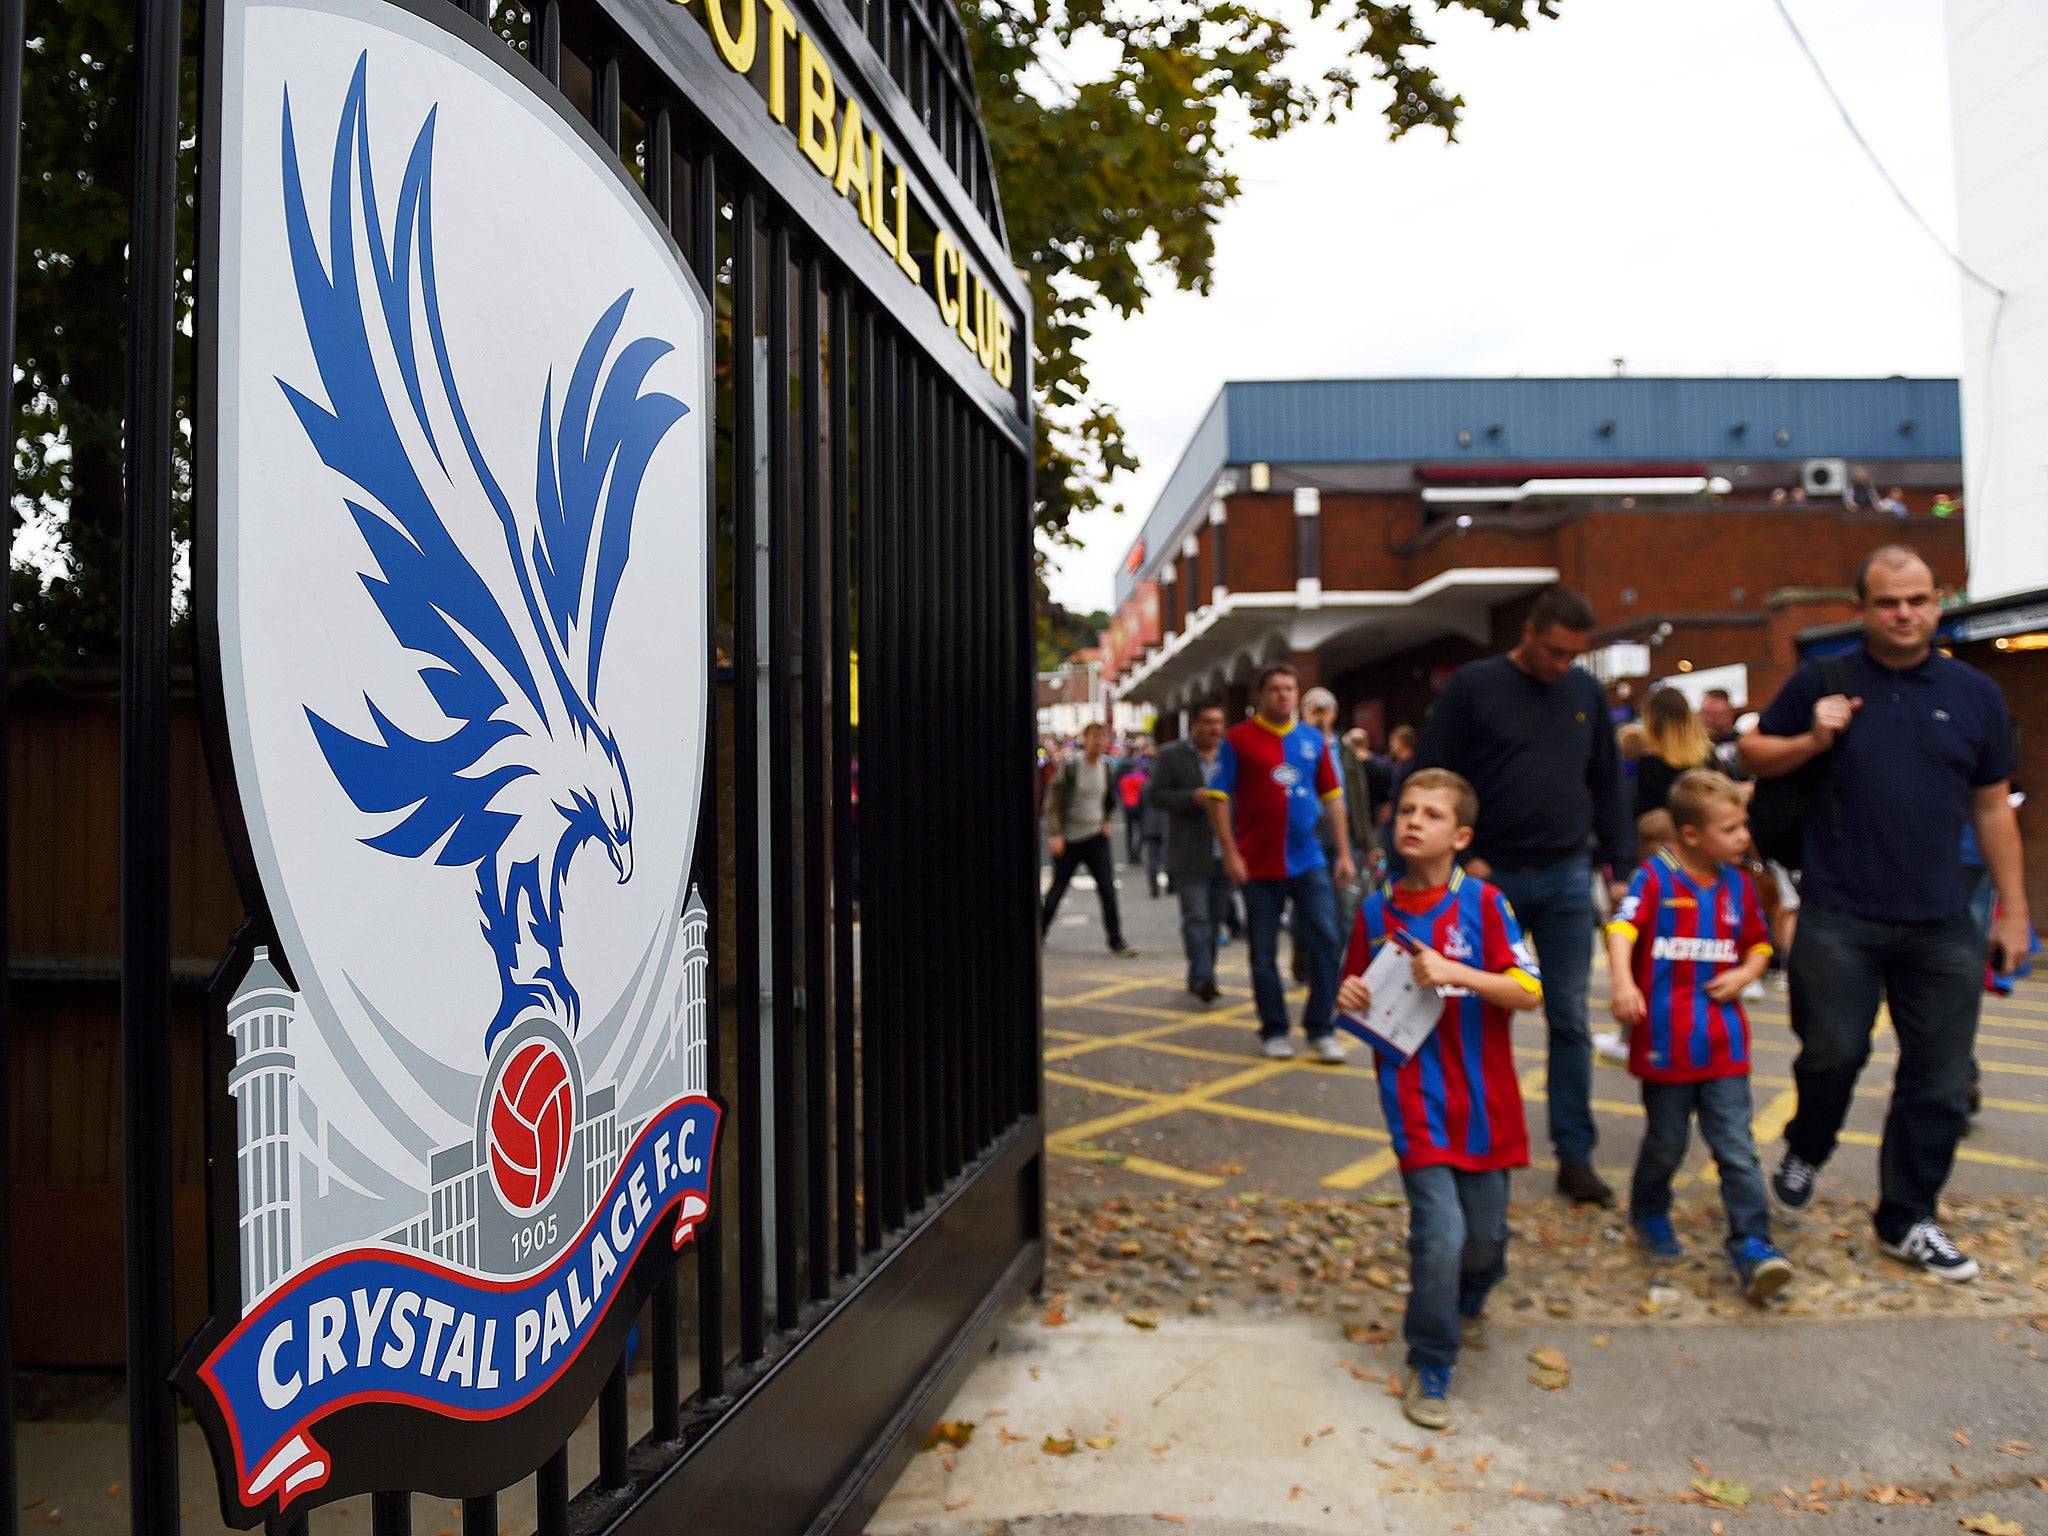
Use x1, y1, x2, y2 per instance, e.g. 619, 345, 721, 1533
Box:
1336, 768, 1544, 1433
1606, 769, 1794, 1302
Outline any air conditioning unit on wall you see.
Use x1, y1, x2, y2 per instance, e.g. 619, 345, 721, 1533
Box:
1801, 458, 1848, 497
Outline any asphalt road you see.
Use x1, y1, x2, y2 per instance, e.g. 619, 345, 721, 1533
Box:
1038, 855, 2048, 1206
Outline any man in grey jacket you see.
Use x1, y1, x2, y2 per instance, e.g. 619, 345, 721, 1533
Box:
1148, 700, 1232, 1000
1042, 722, 1138, 956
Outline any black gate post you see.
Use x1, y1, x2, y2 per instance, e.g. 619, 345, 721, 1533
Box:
120, 0, 184, 1522
0, 0, 21, 1520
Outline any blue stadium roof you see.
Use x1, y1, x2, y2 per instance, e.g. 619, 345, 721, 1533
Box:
1114, 377, 1961, 605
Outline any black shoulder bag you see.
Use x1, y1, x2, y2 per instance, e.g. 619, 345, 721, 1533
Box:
1747, 654, 1851, 871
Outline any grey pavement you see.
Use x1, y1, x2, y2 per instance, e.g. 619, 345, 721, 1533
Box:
865, 852, 2048, 1534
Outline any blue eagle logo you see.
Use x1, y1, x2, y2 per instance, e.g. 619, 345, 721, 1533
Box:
278, 57, 690, 1055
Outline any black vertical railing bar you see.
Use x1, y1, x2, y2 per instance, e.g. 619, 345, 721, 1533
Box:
828, 286, 859, 1278
0, 0, 22, 1518
535, 1444, 571, 1536
646, 105, 672, 223
854, 311, 889, 1250
595, 54, 620, 146
371, 1489, 413, 1536
462, 1493, 498, 1536
985, 429, 1009, 1136
937, 392, 964, 1178
730, 189, 767, 1364
120, 0, 182, 1517
765, 222, 800, 1333
687, 147, 729, 1405
893, 350, 927, 1212
797, 255, 832, 1302
1015, 448, 1043, 1121
919, 369, 946, 1195
534, 0, 561, 83
965, 416, 989, 1153
598, 1358, 629, 1487
874, 328, 908, 1233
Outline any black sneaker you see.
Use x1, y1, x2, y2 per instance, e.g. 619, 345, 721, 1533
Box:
1194, 979, 1219, 1003
1108, 944, 1139, 959
1880, 1219, 1981, 1282
1770, 1151, 1818, 1214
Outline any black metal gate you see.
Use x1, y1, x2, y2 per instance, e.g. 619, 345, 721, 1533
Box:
0, 0, 1043, 1524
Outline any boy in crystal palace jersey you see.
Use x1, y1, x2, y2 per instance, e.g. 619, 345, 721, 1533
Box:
1606, 769, 1793, 1303
1336, 770, 1542, 1432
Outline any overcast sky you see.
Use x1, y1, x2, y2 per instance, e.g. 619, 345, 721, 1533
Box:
1042, 0, 1966, 613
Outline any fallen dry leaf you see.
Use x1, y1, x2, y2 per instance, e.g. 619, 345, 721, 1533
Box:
1042, 1304, 1068, 1327
1958, 1515, 2023, 1536
1999, 1442, 2037, 1457
1711, 1522, 1726, 1536
1085, 1436, 1116, 1450
1528, 1346, 1568, 1372
1690, 1457, 1712, 1476
1693, 1478, 1752, 1508
1530, 1367, 1569, 1391
1957, 1429, 1974, 1447
997, 1428, 1028, 1445
944, 1498, 972, 1512
1043, 1436, 1078, 1457
1125, 1312, 1159, 1330
925, 1420, 975, 1451
1474, 1453, 1492, 1474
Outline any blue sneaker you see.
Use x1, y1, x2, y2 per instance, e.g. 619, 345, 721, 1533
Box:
1630, 1213, 1684, 1259
1732, 1235, 1794, 1302
1401, 1365, 1454, 1431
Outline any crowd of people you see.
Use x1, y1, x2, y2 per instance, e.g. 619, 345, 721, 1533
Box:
1039, 543, 2033, 1435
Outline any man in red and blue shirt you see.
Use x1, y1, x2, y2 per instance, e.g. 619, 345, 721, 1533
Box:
1204, 664, 1357, 1061
1606, 770, 1792, 1302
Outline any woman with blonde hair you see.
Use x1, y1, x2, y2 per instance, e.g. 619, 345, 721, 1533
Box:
1633, 686, 1711, 817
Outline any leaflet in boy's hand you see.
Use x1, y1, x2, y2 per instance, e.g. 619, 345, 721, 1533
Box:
1337, 933, 1442, 1065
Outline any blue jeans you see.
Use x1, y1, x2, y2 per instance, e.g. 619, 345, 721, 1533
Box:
1483, 855, 1596, 1164
1630, 1075, 1770, 1250
1177, 864, 1233, 989
1785, 903, 1981, 1242
1401, 1165, 1511, 1372
1241, 869, 1340, 1039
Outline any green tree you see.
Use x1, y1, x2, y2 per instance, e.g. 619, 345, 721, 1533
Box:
963, 0, 1560, 568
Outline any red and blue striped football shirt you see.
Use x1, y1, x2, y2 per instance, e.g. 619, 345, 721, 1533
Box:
1344, 870, 1541, 1174
1202, 716, 1343, 881
1607, 849, 1772, 1084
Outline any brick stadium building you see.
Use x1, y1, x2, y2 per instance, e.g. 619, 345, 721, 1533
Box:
1102, 378, 1968, 739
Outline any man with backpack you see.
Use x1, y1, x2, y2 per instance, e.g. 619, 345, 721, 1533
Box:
1042, 722, 1139, 957
1741, 545, 2028, 1280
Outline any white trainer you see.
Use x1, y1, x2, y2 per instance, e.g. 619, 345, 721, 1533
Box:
1313, 1034, 1349, 1064
1880, 1220, 1981, 1282
1261, 1036, 1296, 1060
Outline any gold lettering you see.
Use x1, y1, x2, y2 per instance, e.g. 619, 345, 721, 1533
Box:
706, 0, 755, 74
892, 163, 919, 280
760, 0, 797, 120
991, 304, 1013, 387
869, 131, 896, 257
932, 230, 959, 325
833, 97, 871, 227
977, 284, 997, 370
796, 33, 837, 174
955, 260, 977, 350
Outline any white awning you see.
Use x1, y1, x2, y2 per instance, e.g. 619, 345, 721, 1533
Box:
1112, 567, 1560, 705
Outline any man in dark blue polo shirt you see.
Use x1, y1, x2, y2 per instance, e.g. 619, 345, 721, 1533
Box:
1414, 585, 1635, 1206
1743, 544, 2029, 1281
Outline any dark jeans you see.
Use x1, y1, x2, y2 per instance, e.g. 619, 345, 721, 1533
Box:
1242, 869, 1339, 1039
1401, 1164, 1511, 1371
1784, 903, 1981, 1241
1125, 807, 1144, 862
1042, 834, 1127, 950
1631, 1075, 1770, 1251
1483, 855, 1596, 1164
1177, 864, 1233, 989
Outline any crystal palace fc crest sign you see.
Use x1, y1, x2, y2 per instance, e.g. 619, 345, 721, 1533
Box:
179, 0, 716, 1519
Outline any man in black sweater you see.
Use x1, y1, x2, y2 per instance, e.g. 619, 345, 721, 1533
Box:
1414, 586, 1635, 1205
